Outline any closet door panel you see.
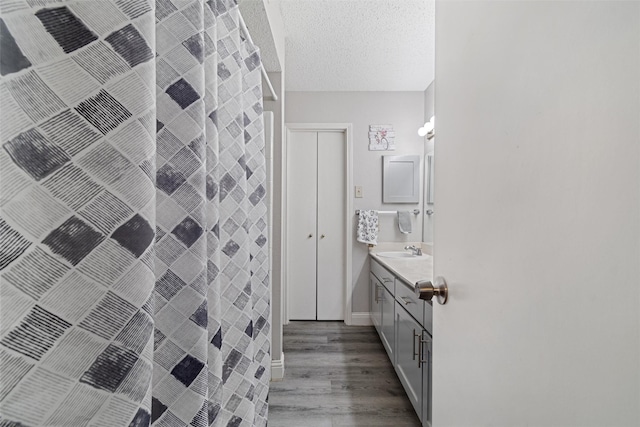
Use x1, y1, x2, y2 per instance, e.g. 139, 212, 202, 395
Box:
316, 131, 345, 320
287, 131, 318, 320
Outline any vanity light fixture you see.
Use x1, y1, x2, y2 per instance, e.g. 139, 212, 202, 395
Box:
418, 116, 435, 140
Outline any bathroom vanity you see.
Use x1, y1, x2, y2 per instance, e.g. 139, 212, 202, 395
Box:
369, 245, 433, 427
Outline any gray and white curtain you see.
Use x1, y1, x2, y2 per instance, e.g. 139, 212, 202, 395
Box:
0, 0, 270, 425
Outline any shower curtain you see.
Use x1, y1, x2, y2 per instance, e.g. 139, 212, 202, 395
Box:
0, 0, 270, 425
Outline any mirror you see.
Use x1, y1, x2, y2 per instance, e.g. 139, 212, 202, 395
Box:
382, 155, 421, 203
426, 154, 434, 204
422, 82, 435, 244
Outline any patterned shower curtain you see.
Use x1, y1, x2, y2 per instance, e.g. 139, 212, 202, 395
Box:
0, 0, 270, 425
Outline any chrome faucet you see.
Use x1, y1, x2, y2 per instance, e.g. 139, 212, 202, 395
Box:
404, 245, 422, 256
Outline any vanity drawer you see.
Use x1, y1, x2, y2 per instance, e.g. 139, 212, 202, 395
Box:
371, 259, 395, 293
395, 278, 424, 326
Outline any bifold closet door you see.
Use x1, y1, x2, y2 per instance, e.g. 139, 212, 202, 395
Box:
317, 131, 345, 320
287, 131, 318, 320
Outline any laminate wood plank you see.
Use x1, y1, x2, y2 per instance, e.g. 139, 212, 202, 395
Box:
283, 342, 384, 353
269, 396, 415, 416
330, 379, 408, 395
283, 353, 393, 368
268, 414, 333, 427
326, 333, 382, 344
282, 366, 400, 382
271, 384, 415, 402
270, 379, 332, 396
331, 414, 424, 427
281, 334, 329, 345
269, 321, 421, 427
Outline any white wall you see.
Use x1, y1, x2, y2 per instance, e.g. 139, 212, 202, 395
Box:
434, 1, 639, 425
286, 91, 425, 314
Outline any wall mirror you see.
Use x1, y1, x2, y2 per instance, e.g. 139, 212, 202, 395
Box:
426, 154, 434, 204
382, 155, 420, 203
422, 152, 434, 244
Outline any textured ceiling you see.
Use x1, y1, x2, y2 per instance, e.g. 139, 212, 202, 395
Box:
280, 0, 435, 92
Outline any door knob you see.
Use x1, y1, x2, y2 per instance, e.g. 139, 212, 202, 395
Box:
308, 234, 313, 238
320, 234, 325, 239
415, 276, 448, 305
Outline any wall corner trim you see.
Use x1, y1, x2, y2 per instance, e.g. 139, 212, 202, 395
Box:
350, 312, 373, 326
271, 353, 285, 381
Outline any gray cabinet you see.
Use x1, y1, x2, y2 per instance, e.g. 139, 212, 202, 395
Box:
380, 286, 395, 362
370, 273, 382, 332
421, 330, 432, 427
395, 301, 424, 419
370, 258, 432, 427
371, 260, 395, 360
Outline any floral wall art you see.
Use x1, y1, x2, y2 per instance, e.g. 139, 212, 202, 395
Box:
368, 124, 395, 151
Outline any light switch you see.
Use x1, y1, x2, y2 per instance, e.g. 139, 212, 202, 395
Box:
355, 186, 363, 198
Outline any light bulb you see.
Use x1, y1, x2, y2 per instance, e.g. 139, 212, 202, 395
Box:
424, 122, 434, 133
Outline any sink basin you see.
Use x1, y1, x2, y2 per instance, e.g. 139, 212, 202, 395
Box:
376, 251, 421, 259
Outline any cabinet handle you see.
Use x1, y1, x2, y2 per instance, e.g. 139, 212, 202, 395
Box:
374, 284, 380, 302
413, 329, 420, 361
382, 278, 393, 283
417, 329, 422, 367
320, 234, 325, 239
419, 332, 431, 367
400, 296, 414, 305
308, 234, 313, 238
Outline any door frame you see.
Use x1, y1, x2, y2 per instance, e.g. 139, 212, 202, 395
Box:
283, 123, 353, 325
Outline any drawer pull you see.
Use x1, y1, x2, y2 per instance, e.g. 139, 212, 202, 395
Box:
419, 333, 431, 367
417, 329, 423, 367
382, 278, 393, 283
400, 296, 414, 305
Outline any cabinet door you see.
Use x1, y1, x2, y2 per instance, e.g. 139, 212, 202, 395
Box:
395, 302, 423, 420
380, 286, 395, 361
421, 331, 432, 427
287, 131, 318, 320
317, 131, 346, 320
370, 274, 382, 332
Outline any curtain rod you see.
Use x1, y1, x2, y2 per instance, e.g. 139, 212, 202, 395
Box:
238, 14, 279, 102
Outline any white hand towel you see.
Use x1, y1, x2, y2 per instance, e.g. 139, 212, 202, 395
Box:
357, 210, 378, 245
397, 211, 412, 234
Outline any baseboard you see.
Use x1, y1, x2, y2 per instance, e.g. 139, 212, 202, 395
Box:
350, 312, 373, 326
271, 353, 285, 381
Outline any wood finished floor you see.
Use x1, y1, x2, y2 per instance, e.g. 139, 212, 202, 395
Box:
268, 321, 421, 427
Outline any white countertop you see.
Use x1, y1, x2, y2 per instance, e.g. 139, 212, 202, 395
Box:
369, 242, 434, 289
